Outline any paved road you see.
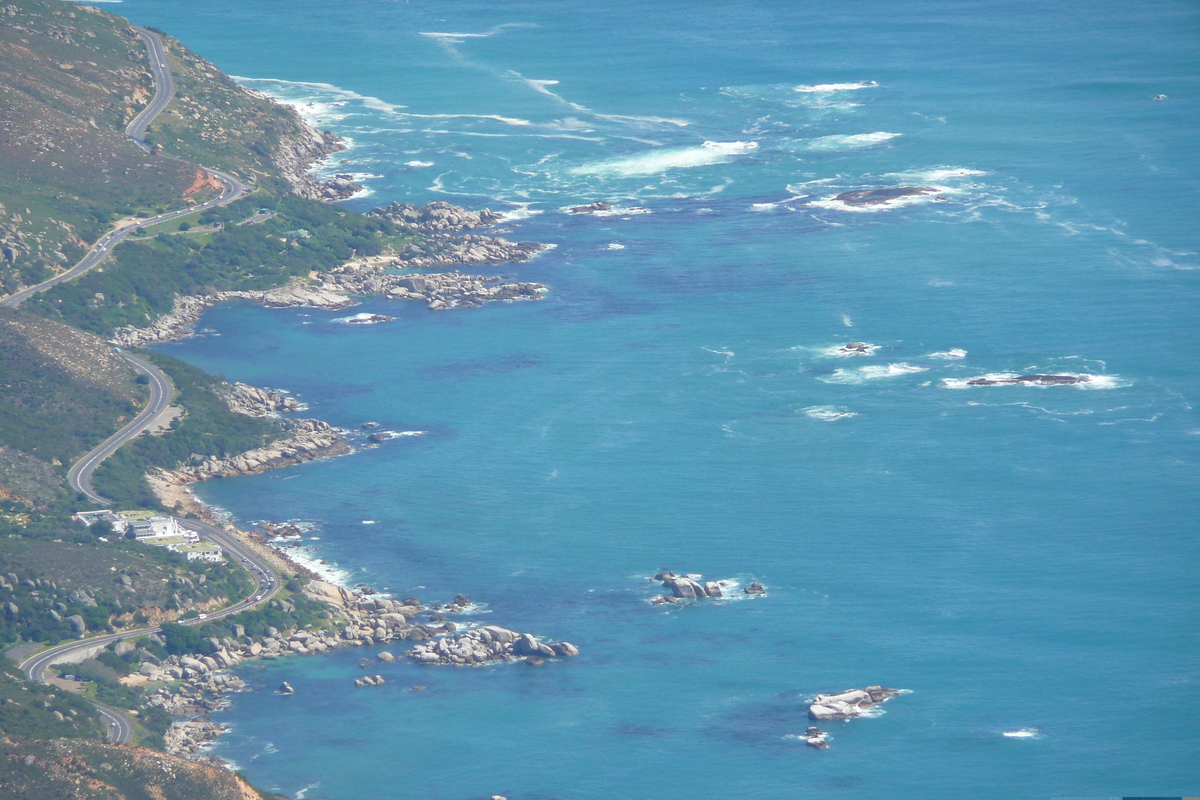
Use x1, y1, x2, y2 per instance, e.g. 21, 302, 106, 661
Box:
0, 29, 247, 311
126, 27, 176, 144
19, 516, 282, 744
67, 352, 174, 505
15, 29, 275, 743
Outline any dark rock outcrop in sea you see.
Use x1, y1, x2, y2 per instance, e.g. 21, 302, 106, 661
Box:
568, 201, 613, 214
650, 571, 751, 602
967, 374, 1090, 386
807, 686, 902, 720
834, 187, 936, 206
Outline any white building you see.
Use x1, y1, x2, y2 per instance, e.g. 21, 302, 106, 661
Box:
131, 516, 184, 541
170, 542, 224, 562
74, 509, 130, 534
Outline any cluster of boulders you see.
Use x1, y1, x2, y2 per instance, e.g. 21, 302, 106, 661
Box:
218, 381, 301, 417
369, 200, 505, 233
154, 419, 348, 485
319, 262, 547, 310
354, 674, 386, 687
808, 686, 901, 720
650, 572, 766, 604
802, 726, 829, 749
407, 625, 579, 666
396, 234, 548, 269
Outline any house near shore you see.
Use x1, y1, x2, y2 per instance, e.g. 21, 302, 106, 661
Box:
130, 515, 185, 541
74, 509, 130, 533
171, 542, 224, 562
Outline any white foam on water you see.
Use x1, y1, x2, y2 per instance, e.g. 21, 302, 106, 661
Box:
841, 314, 854, 328
819, 363, 928, 384
570, 141, 757, 177
803, 405, 859, 421
562, 205, 652, 216
398, 112, 533, 126
794, 81, 878, 93
928, 348, 967, 359
405, 160, 434, 168
703, 346, 735, 359
233, 76, 405, 116
805, 132, 901, 151
750, 202, 778, 212
497, 202, 543, 221
419, 23, 538, 41
1002, 728, 1043, 739
279, 543, 354, 587
361, 520, 377, 524
605, 243, 626, 250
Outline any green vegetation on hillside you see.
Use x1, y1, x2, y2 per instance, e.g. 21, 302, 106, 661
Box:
93, 352, 283, 507
0, 309, 145, 502
0, 0, 202, 293
28, 194, 405, 335
0, 532, 255, 645
0, 666, 104, 741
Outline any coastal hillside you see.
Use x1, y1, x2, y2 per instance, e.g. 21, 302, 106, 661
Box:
0, 0, 198, 295
0, 0, 351, 300
146, 29, 350, 200
0, 735, 283, 800
0, 308, 144, 503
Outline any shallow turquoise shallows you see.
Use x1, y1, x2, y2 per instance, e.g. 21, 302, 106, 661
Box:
117, 0, 1199, 796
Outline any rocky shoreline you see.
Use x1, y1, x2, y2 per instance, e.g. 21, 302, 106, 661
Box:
138, 580, 578, 761
104, 198, 551, 349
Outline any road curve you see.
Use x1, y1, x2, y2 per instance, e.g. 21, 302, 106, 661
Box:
68, 352, 174, 505
126, 28, 176, 144
19, 516, 282, 744
0, 29, 247, 311
15, 30, 275, 743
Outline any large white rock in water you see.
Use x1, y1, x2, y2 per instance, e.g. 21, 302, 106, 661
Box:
808, 686, 901, 720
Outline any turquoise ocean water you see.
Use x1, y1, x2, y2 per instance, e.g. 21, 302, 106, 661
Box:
113, 0, 1198, 796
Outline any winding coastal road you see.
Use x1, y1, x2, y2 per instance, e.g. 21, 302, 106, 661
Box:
0, 28, 247, 311
13, 28, 276, 746
67, 352, 173, 505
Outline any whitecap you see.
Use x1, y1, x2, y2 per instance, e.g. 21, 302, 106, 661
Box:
362, 520, 377, 524
1002, 728, 1043, 739
928, 348, 967, 359
405, 160, 434, 168
794, 81, 878, 93
750, 202, 778, 212
604, 243, 626, 250
803, 405, 859, 421
805, 132, 901, 152
819, 363, 928, 384
570, 141, 757, 177
910, 168, 987, 182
